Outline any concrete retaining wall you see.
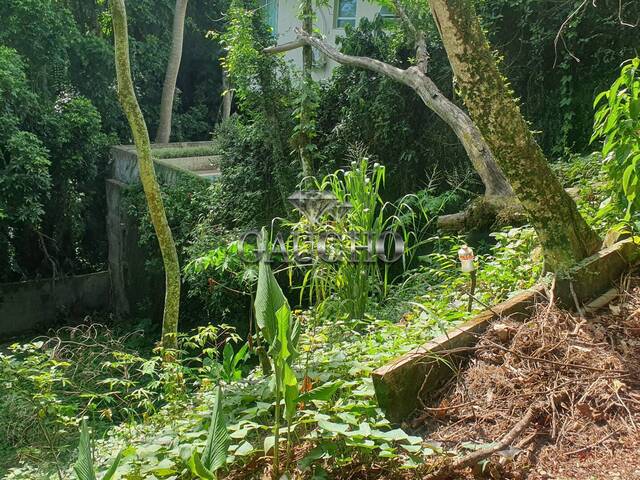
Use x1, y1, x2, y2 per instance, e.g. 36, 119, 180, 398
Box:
0, 271, 111, 339
372, 238, 640, 423
107, 142, 219, 318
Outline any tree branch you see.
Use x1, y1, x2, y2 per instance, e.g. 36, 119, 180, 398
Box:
266, 29, 409, 84
390, 0, 429, 71
264, 39, 306, 54
424, 405, 539, 480
263, 29, 513, 197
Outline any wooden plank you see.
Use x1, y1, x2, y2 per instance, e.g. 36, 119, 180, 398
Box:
372, 238, 640, 423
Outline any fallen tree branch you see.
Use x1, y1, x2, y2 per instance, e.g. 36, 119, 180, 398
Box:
263, 38, 306, 54
263, 29, 513, 197
424, 404, 539, 480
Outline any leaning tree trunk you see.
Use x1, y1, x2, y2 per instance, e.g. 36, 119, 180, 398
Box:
266, 33, 512, 197
298, 0, 315, 179
221, 69, 233, 121
427, 0, 601, 272
111, 0, 181, 350
156, 0, 189, 144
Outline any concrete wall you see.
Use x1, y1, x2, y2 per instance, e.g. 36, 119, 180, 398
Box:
110, 142, 220, 184
107, 142, 217, 319
272, 0, 385, 80
0, 272, 111, 339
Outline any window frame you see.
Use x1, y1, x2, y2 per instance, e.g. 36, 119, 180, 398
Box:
334, 0, 357, 29
261, 0, 278, 34
378, 5, 397, 21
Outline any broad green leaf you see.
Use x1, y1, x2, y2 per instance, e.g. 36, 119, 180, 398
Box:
371, 428, 409, 442
200, 386, 230, 475
297, 380, 343, 404
235, 441, 254, 456
101, 451, 123, 480
317, 419, 350, 434
222, 343, 234, 373
283, 363, 298, 421
232, 342, 250, 369
74, 420, 96, 480
189, 452, 215, 480
276, 303, 292, 360
263, 435, 275, 453
254, 258, 287, 343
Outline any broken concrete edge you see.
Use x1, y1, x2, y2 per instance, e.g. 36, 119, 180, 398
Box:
110, 143, 216, 185
555, 237, 640, 307
372, 286, 545, 423
372, 238, 640, 423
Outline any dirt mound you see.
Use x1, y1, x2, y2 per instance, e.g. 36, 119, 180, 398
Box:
414, 278, 640, 479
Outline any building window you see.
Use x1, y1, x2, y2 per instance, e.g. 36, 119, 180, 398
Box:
378, 5, 397, 20
335, 0, 356, 28
261, 0, 278, 34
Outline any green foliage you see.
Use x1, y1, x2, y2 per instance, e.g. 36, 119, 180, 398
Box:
476, 0, 638, 156
125, 174, 252, 329
0, 44, 110, 282
592, 58, 640, 220
74, 420, 121, 480
0, 321, 241, 475
152, 145, 219, 159
0, 132, 51, 227
220, 342, 250, 382
253, 260, 301, 473
214, 0, 298, 224
317, 17, 479, 199
189, 386, 230, 479
212, 117, 296, 229
218, 1, 263, 104
282, 152, 435, 320
5, 222, 543, 479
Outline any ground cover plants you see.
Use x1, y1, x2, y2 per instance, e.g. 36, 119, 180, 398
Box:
3, 214, 542, 479
2, 0, 639, 478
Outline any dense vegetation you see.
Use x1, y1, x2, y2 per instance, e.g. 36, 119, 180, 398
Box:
0, 0, 226, 283
0, 0, 638, 478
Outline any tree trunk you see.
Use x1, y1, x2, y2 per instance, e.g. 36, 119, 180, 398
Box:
266, 34, 512, 197
408, 73, 512, 197
301, 0, 313, 75
156, 0, 189, 144
111, 0, 181, 350
427, 0, 601, 272
299, 0, 315, 179
221, 69, 233, 122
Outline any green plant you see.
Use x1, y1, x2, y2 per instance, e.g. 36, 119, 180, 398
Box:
152, 145, 219, 159
188, 386, 230, 479
74, 420, 121, 480
219, 342, 250, 382
283, 151, 433, 320
254, 257, 301, 475
592, 58, 640, 221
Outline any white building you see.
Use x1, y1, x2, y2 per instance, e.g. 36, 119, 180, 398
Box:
261, 0, 394, 79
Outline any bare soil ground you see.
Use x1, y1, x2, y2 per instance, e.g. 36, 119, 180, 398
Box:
412, 276, 640, 480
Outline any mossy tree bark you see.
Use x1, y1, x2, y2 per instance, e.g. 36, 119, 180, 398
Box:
111, 0, 181, 350
156, 0, 189, 143
428, 0, 601, 272
299, 0, 315, 179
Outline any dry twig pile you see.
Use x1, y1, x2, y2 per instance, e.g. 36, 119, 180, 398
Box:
416, 279, 640, 479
